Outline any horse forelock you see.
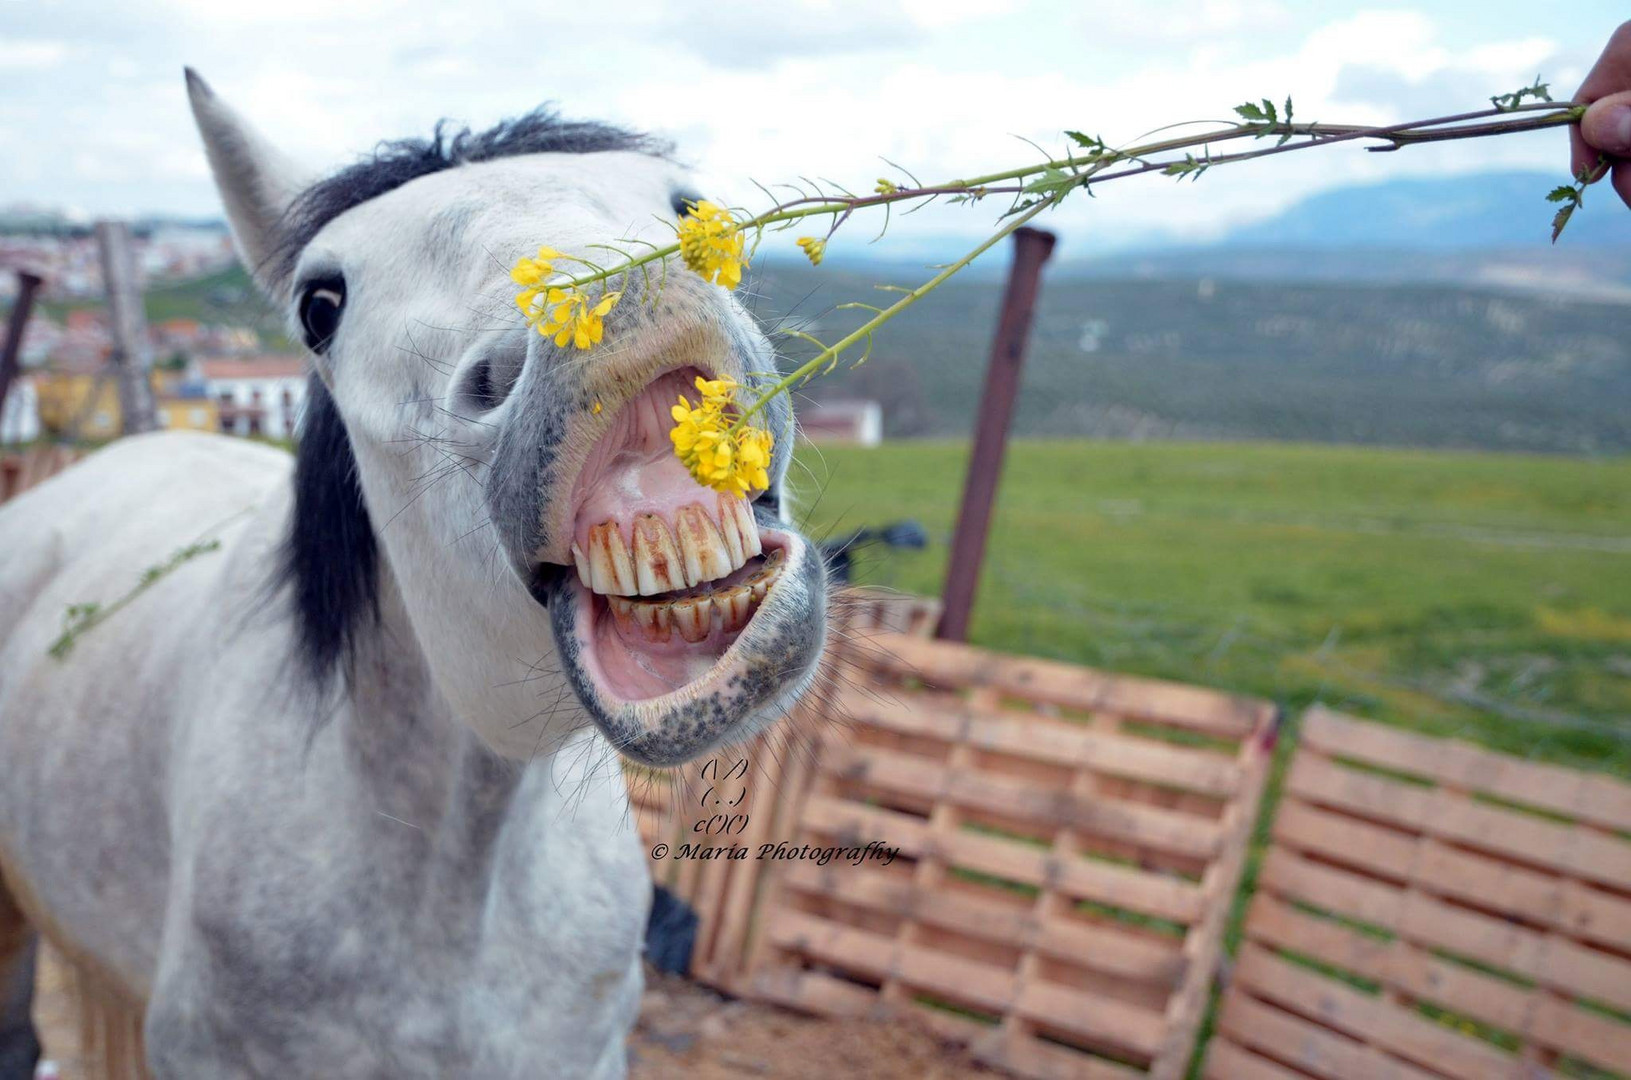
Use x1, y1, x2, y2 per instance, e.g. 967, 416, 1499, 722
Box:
275, 108, 670, 697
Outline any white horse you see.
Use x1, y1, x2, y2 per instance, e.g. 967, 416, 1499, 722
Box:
0, 70, 828, 1078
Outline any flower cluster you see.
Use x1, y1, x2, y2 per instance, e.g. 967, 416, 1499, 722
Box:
676, 200, 746, 290
511, 245, 563, 316
535, 286, 622, 350
669, 375, 774, 497
796, 236, 826, 266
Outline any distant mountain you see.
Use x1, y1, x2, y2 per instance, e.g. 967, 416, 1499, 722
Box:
1211, 172, 1631, 250
752, 263, 1631, 454
1058, 172, 1631, 291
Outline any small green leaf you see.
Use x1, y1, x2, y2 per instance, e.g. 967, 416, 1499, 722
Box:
1022, 166, 1076, 197
1491, 76, 1551, 112
1551, 203, 1575, 243
1235, 102, 1267, 122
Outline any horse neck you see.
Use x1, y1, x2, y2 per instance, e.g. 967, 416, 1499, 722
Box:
344, 434, 577, 760
331, 557, 528, 861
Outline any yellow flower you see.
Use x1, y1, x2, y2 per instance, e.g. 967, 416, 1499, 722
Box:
676, 200, 746, 290
511, 246, 564, 317
874, 178, 899, 195
796, 236, 826, 266
534, 287, 621, 350
668, 374, 774, 496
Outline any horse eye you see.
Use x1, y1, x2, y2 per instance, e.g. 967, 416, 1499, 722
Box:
298, 277, 346, 353
670, 190, 703, 217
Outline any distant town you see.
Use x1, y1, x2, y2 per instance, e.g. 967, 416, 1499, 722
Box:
0, 206, 893, 450
0, 209, 307, 445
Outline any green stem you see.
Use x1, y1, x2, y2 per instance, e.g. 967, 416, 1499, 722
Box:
48, 539, 221, 659
541, 102, 1576, 299
735, 196, 1056, 425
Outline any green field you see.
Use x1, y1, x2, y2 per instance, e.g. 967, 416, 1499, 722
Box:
792, 438, 1631, 774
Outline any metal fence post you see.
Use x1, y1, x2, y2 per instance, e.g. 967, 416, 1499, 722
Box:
0, 269, 44, 429
936, 226, 1056, 642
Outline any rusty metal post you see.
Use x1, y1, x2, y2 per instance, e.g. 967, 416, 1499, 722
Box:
936, 226, 1056, 642
0, 269, 43, 429
94, 220, 158, 434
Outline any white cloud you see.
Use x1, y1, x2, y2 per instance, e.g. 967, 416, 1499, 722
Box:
0, 0, 1615, 244
0, 39, 68, 70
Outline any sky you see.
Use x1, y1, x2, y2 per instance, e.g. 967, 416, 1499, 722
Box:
1, 1, 1625, 253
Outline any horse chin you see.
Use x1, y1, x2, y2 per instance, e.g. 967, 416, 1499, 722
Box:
537, 522, 827, 767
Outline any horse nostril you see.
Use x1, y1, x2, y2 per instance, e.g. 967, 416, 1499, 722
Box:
452, 344, 526, 415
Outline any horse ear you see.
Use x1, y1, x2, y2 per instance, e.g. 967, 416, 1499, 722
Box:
186, 68, 310, 299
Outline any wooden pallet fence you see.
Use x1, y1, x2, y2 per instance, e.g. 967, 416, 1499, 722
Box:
834, 585, 943, 640
626, 719, 829, 988
623, 585, 941, 986
738, 631, 1276, 1080
1204, 705, 1631, 1080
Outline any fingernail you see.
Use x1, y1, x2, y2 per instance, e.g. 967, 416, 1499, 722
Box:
1614, 105, 1631, 153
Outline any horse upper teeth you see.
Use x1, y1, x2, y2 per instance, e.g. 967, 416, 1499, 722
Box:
572, 496, 760, 598
632, 513, 684, 595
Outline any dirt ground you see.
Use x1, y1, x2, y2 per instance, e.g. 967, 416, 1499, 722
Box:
630, 972, 991, 1080
33, 954, 989, 1079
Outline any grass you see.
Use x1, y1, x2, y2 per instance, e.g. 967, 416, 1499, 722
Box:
793, 438, 1631, 774
793, 437, 1631, 1077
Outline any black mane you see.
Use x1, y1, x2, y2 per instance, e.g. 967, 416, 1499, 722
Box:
278, 108, 662, 695
270, 107, 665, 285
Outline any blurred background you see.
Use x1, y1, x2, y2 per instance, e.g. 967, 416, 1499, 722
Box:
2, 0, 1627, 773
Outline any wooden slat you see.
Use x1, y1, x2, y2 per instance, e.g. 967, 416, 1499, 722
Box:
1259, 844, 1631, 1015
978, 1032, 1146, 1080
1247, 896, 1532, 1036
834, 684, 1244, 797
1233, 944, 1519, 1080
1201, 1037, 1316, 1080
822, 741, 1223, 860
1276, 800, 1631, 953
766, 908, 1170, 1057
1216, 991, 1443, 1080
1286, 753, 1631, 892
779, 862, 1186, 985
1531, 995, 1631, 1076
864, 632, 1270, 738
1303, 706, 1631, 833
802, 794, 1204, 924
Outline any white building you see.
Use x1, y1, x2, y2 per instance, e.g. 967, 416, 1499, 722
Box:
799, 400, 884, 446
198, 356, 307, 439
0, 377, 41, 444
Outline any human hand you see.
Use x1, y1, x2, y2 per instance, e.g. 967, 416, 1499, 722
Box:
1571, 20, 1631, 208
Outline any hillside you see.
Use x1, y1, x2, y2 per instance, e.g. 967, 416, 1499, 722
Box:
753, 263, 1631, 454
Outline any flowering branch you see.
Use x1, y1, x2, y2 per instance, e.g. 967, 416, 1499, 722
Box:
507, 87, 1590, 494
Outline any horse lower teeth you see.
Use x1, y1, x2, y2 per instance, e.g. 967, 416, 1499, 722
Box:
605, 550, 783, 644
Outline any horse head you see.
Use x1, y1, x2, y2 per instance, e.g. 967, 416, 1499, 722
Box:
187, 71, 828, 767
